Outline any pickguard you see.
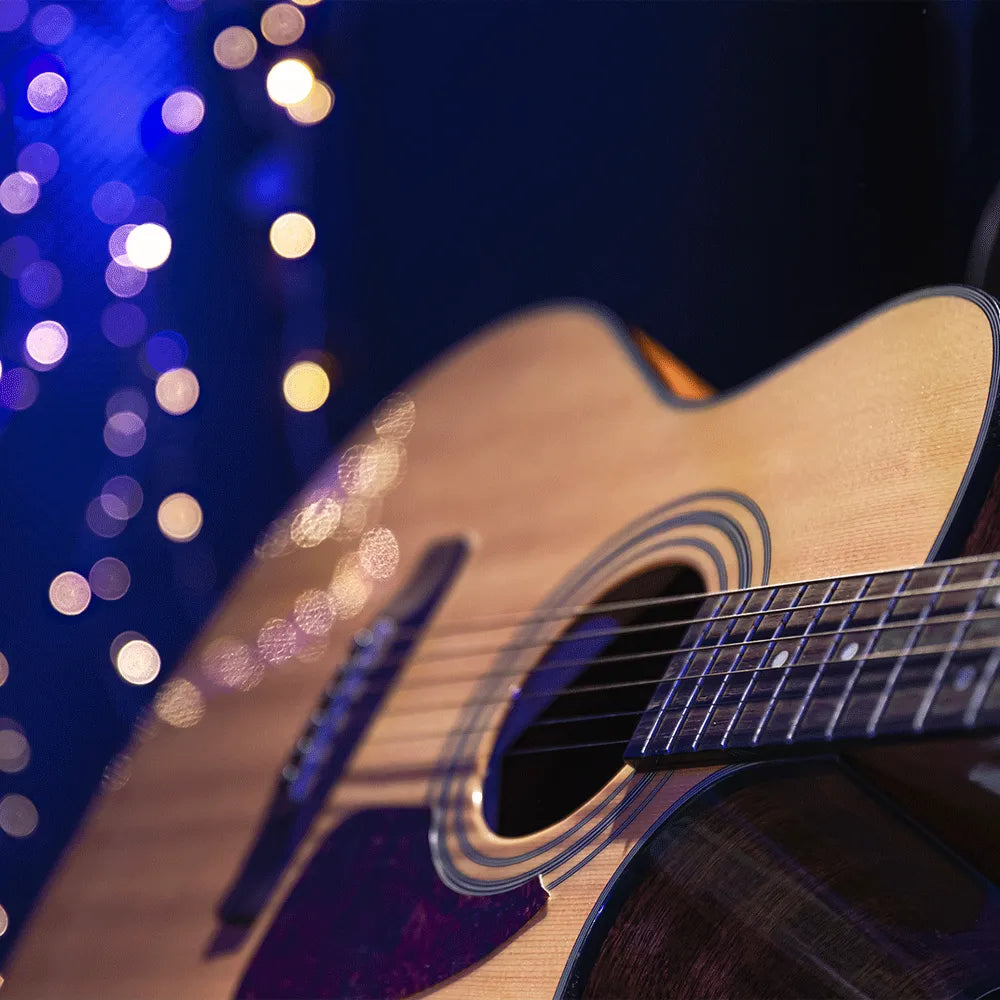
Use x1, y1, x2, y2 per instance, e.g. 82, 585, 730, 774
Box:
235, 808, 547, 1000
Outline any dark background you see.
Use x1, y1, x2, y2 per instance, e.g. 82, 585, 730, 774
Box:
2, 0, 1000, 966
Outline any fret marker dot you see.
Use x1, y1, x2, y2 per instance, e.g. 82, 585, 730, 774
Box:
771, 650, 789, 669
954, 665, 977, 692
840, 641, 860, 660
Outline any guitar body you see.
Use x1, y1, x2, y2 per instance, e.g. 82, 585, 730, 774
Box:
10, 287, 1000, 998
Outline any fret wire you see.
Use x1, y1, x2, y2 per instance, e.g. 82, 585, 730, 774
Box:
719, 584, 807, 748
866, 565, 954, 736
786, 576, 875, 742
690, 586, 785, 751
914, 559, 999, 731
639, 592, 730, 754
662, 589, 758, 753
752, 580, 837, 745
824, 569, 913, 739
964, 648, 1000, 726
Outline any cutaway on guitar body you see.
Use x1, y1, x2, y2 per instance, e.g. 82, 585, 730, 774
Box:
9, 287, 1000, 1000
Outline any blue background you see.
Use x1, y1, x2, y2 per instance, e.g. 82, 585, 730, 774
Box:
1, 0, 998, 966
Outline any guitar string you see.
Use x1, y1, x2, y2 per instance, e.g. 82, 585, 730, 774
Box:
400, 574, 1000, 668
391, 550, 1000, 642
388, 597, 1000, 697
361, 626, 1000, 749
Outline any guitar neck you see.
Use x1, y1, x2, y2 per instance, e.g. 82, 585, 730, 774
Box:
625, 555, 1000, 768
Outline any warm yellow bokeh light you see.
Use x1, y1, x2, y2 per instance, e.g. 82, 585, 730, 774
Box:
155, 367, 200, 415
287, 80, 334, 125
269, 211, 315, 258
261, 3, 305, 45
283, 360, 330, 411
293, 0, 323, 5
266, 58, 314, 107
157, 492, 203, 542
125, 223, 171, 270
213, 25, 258, 69
115, 638, 161, 685
49, 571, 91, 616
154, 678, 205, 728
0, 903, 7, 937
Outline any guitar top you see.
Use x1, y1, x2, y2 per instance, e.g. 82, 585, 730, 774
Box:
10, 286, 1000, 999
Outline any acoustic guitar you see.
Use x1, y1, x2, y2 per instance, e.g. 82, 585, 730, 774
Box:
11, 286, 1000, 999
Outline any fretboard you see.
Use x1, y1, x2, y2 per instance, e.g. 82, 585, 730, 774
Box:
624, 555, 1000, 768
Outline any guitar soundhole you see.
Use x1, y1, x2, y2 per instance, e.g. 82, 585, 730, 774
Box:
484, 564, 705, 838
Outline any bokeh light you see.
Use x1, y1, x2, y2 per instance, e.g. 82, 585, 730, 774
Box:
201, 637, 265, 691
49, 571, 91, 616
155, 367, 199, 415
92, 181, 134, 224
257, 617, 299, 663
0, 653, 8, 687
269, 211, 315, 258
26, 71, 68, 113
213, 26, 257, 70
105, 260, 147, 298
125, 223, 171, 269
287, 80, 334, 126
0, 0, 28, 32
293, 0, 323, 6
266, 58, 314, 107
106, 387, 148, 423
19, 259, 62, 307
373, 392, 416, 439
101, 475, 143, 520
290, 495, 340, 547
25, 320, 68, 368
359, 526, 400, 580
153, 678, 205, 728
108, 223, 137, 265
0, 368, 39, 411
157, 492, 203, 542
0, 235, 39, 278
161, 89, 205, 134
261, 4, 305, 45
115, 638, 161, 685
31, 4, 73, 45
294, 588, 335, 635
0, 720, 29, 774
0, 903, 7, 937
282, 359, 329, 411
328, 554, 372, 619
103, 411, 146, 457
85, 497, 126, 539
0, 794, 38, 838
101, 301, 147, 346
16, 143, 58, 183
89, 557, 130, 601
0, 172, 40, 215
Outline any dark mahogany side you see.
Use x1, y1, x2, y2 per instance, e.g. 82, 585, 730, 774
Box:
235, 807, 546, 1000
565, 761, 1000, 1000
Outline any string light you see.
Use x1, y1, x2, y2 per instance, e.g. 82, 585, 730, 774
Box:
125, 223, 172, 269
25, 320, 68, 368
0, 172, 40, 215
0, 720, 29, 774
161, 90, 205, 134
261, 4, 305, 46
270, 211, 315, 258
49, 571, 91, 615
0, 794, 38, 838
157, 492, 203, 542
287, 80, 334, 126
266, 58, 314, 107
214, 26, 257, 70
26, 71, 68, 113
282, 359, 329, 410
155, 367, 199, 415
115, 638, 161, 685
31, 4, 74, 45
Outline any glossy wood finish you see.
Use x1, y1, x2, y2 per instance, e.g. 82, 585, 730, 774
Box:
7, 290, 999, 998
